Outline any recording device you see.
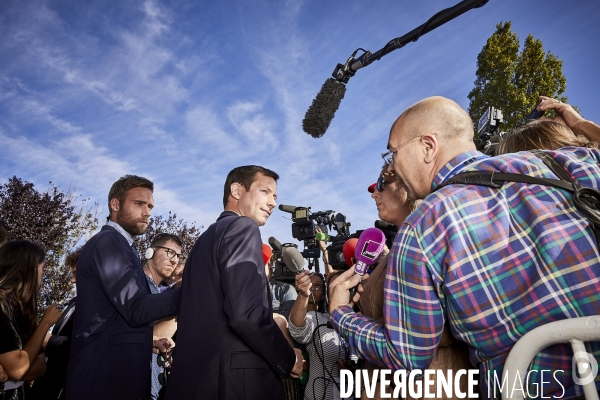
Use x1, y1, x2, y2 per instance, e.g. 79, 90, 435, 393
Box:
375, 220, 398, 249
349, 228, 386, 300
268, 236, 282, 256
353, 228, 386, 276
524, 99, 545, 122
279, 204, 352, 272
475, 106, 505, 155
302, 78, 347, 138
476, 98, 548, 155
302, 0, 489, 138
282, 246, 305, 274
269, 236, 299, 282
477, 106, 504, 143
342, 238, 358, 267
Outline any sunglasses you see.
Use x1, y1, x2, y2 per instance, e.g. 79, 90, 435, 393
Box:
375, 172, 396, 192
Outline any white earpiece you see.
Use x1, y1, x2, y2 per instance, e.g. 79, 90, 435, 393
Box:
144, 247, 155, 259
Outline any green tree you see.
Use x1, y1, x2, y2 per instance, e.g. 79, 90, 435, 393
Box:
0, 177, 100, 313
468, 21, 570, 133
0, 177, 204, 314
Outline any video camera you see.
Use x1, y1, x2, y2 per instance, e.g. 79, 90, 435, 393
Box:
476, 106, 504, 154
476, 100, 545, 155
279, 204, 352, 272
271, 241, 299, 283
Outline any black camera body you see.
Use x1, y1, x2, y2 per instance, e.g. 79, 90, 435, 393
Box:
476, 100, 547, 155
273, 243, 299, 283
280, 204, 352, 273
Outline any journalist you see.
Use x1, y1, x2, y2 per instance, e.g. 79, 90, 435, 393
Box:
330, 96, 600, 399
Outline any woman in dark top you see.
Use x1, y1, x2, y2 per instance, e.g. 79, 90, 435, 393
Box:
0, 240, 61, 398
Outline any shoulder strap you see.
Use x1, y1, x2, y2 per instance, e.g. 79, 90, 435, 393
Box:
436, 170, 576, 193
434, 150, 600, 247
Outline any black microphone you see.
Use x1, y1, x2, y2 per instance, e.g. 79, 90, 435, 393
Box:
278, 204, 298, 214
268, 236, 282, 253
302, 78, 347, 138
375, 220, 397, 231
282, 247, 305, 274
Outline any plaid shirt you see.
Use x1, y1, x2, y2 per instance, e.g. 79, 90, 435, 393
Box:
332, 148, 600, 399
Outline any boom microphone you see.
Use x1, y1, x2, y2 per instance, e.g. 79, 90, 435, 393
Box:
302, 78, 347, 138
302, 0, 488, 138
282, 246, 305, 274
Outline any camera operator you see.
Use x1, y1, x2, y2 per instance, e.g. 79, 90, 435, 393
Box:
498, 96, 600, 154
263, 245, 298, 321
536, 96, 600, 142
329, 96, 600, 399
289, 271, 346, 400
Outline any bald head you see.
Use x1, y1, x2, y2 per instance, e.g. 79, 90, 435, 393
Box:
393, 96, 474, 146
387, 96, 476, 200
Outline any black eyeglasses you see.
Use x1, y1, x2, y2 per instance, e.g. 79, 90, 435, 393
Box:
312, 284, 323, 291
154, 246, 185, 260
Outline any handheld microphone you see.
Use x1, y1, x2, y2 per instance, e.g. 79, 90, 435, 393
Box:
282, 246, 305, 274
268, 236, 282, 253
302, 78, 347, 138
278, 204, 298, 214
350, 228, 386, 300
342, 238, 358, 267
374, 220, 396, 231
315, 232, 330, 242
261, 244, 272, 266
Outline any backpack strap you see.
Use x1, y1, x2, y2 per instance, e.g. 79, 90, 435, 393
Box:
434, 151, 600, 248
436, 170, 576, 193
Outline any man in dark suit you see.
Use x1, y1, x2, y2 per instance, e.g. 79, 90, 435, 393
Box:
65, 175, 181, 400
165, 165, 303, 400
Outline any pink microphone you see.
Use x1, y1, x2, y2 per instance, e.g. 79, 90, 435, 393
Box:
354, 227, 386, 275
349, 228, 385, 301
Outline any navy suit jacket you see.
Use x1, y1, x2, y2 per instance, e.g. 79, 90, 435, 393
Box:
65, 225, 181, 400
30, 297, 76, 399
165, 211, 296, 400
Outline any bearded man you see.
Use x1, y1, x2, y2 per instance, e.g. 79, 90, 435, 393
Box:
66, 175, 181, 400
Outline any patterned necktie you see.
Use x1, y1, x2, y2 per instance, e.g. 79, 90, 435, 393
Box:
131, 243, 141, 260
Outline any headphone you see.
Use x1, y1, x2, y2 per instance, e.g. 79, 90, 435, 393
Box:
144, 233, 182, 260
144, 247, 156, 260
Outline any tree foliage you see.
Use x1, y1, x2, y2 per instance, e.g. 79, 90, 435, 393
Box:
0, 177, 100, 313
0, 177, 204, 315
133, 212, 203, 262
468, 21, 570, 132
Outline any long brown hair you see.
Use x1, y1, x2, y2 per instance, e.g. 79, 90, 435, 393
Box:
497, 120, 599, 154
0, 240, 46, 342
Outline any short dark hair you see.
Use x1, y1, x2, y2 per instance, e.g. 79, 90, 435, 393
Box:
107, 175, 154, 220
223, 165, 279, 208
65, 246, 83, 269
0, 226, 10, 245
150, 233, 183, 249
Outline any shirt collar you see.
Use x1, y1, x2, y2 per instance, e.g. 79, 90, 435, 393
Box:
106, 221, 134, 245
431, 150, 488, 191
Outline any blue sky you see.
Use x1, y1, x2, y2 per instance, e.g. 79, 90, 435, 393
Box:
1, 0, 599, 249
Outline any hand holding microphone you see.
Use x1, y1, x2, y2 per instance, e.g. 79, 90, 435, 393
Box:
329, 228, 386, 313
282, 247, 312, 296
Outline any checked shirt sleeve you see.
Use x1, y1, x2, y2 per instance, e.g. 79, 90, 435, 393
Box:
331, 224, 445, 371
